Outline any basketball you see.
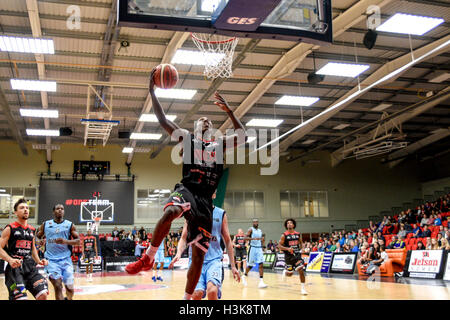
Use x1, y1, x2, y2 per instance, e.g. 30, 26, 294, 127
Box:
152, 64, 179, 89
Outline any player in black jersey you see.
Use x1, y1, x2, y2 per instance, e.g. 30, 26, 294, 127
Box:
278, 218, 307, 295
126, 67, 246, 300
0, 198, 49, 300
232, 228, 248, 285
82, 229, 98, 282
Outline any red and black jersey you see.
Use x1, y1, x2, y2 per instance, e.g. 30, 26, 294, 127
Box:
181, 134, 224, 198
235, 235, 246, 247
5, 222, 36, 259
83, 235, 96, 252
282, 231, 301, 256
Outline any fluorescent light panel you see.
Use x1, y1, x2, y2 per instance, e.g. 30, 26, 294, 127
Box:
122, 147, 134, 153
26, 129, 59, 136
172, 49, 225, 66
0, 36, 54, 54
130, 132, 162, 140
139, 114, 177, 122
0, 194, 11, 197
333, 123, 350, 130
246, 119, 284, 127
10, 79, 57, 92
316, 62, 370, 78
20, 108, 59, 118
155, 88, 197, 100
376, 13, 444, 36
275, 95, 320, 106
201, 0, 220, 12
371, 103, 392, 112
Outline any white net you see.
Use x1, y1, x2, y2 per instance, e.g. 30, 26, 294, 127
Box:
191, 33, 239, 79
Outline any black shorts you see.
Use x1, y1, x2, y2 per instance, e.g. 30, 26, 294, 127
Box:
5, 258, 48, 300
84, 250, 95, 263
235, 248, 247, 262
165, 183, 213, 253
284, 253, 304, 272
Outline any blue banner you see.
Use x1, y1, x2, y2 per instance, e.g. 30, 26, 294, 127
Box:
321, 252, 333, 273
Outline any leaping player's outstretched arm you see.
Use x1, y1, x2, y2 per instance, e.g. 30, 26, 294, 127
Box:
214, 92, 247, 151
168, 221, 188, 269
149, 68, 189, 139
221, 214, 240, 282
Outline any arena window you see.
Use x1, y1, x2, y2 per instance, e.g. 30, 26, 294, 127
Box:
224, 191, 265, 219
280, 191, 329, 218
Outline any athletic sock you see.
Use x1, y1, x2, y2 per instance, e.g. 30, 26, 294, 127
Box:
183, 293, 192, 300
145, 245, 159, 258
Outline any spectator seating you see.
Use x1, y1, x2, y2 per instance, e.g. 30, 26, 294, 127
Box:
356, 248, 407, 277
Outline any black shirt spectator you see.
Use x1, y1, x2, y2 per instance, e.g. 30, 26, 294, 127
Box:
112, 227, 120, 238
422, 225, 431, 238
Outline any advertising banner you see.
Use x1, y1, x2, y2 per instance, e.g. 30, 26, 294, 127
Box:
78, 256, 103, 273
330, 252, 357, 274
320, 252, 333, 273
405, 250, 445, 279
443, 251, 450, 281
306, 252, 324, 273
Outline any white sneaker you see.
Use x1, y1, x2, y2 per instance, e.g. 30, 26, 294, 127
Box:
301, 286, 308, 295
242, 275, 247, 287
258, 280, 268, 288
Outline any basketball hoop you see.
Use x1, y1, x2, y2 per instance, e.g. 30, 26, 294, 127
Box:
191, 33, 238, 79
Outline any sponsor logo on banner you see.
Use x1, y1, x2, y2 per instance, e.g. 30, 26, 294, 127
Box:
321, 252, 333, 273
443, 252, 450, 281
408, 250, 443, 274
306, 252, 324, 272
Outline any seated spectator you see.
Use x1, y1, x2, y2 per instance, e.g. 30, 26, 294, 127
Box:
334, 242, 342, 253
404, 223, 413, 232
328, 240, 337, 252
438, 225, 446, 237
266, 240, 275, 253
440, 200, 449, 213
338, 235, 345, 247
389, 236, 405, 249
439, 238, 449, 250
422, 225, 431, 238
398, 224, 408, 238
350, 240, 359, 253
366, 245, 388, 274
420, 213, 428, 227
317, 242, 325, 252
425, 237, 432, 250
416, 241, 425, 250
436, 233, 443, 247
412, 224, 422, 238
430, 238, 439, 250
434, 214, 442, 226
427, 214, 436, 226
446, 230, 450, 240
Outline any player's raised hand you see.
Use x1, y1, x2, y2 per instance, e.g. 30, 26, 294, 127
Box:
149, 67, 157, 90
214, 91, 231, 113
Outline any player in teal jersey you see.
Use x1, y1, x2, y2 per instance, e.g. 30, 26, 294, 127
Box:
36, 204, 79, 300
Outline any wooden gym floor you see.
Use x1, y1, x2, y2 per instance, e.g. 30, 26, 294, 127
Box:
1, 269, 449, 300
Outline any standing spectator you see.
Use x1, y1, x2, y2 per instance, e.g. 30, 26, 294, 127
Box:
138, 226, 146, 241
112, 227, 120, 238
134, 240, 147, 257
131, 227, 137, 238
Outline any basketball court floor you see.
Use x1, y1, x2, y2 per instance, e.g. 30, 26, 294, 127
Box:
1, 269, 448, 300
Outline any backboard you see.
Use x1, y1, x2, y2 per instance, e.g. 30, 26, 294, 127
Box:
118, 0, 332, 44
